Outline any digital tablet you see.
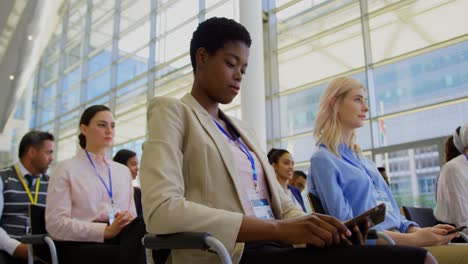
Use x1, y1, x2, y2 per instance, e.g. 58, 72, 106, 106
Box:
344, 203, 386, 228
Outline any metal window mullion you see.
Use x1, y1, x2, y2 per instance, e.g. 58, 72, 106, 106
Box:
110, 0, 121, 112
264, 0, 281, 146
31, 69, 41, 129
54, 6, 70, 145
359, 0, 376, 152
147, 0, 158, 101
36, 58, 48, 127
199, 0, 206, 22
108, 0, 121, 156
79, 0, 93, 110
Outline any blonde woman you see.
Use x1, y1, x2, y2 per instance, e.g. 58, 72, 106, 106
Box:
307, 76, 468, 264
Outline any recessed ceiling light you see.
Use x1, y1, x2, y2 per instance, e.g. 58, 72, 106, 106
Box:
27, 35, 33, 40
9, 75, 15, 80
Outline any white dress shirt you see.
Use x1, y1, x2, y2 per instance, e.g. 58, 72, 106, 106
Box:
435, 154, 468, 233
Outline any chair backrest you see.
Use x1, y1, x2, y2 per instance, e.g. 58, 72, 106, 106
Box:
29, 204, 47, 235
402, 206, 438, 228
307, 192, 325, 214
28, 204, 51, 262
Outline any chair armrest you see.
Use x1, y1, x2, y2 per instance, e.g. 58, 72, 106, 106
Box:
366, 230, 396, 245
19, 234, 47, 245
142, 232, 211, 250
142, 232, 232, 264
376, 231, 396, 245
459, 232, 468, 242
18, 235, 59, 264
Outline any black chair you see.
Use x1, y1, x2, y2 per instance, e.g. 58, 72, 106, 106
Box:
307, 192, 396, 245
19, 204, 58, 264
401, 206, 439, 228
402, 206, 468, 242
142, 232, 232, 264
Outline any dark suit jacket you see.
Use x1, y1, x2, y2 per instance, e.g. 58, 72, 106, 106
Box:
288, 185, 306, 212
133, 187, 143, 217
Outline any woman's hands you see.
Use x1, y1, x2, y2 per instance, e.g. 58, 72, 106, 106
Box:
275, 213, 355, 247
238, 213, 371, 247
104, 211, 135, 239
410, 225, 459, 246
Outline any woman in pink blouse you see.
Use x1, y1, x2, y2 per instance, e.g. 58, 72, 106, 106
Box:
45, 105, 146, 264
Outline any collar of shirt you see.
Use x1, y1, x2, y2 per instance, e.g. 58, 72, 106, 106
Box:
77, 148, 110, 166
17, 161, 37, 177
17, 161, 39, 186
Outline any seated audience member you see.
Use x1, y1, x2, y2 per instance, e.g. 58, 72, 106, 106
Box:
291, 170, 307, 193
377, 167, 390, 187
45, 105, 145, 264
443, 135, 461, 163
435, 124, 468, 232
113, 149, 142, 217
139, 17, 434, 264
308, 76, 468, 264
267, 148, 306, 212
0, 131, 54, 264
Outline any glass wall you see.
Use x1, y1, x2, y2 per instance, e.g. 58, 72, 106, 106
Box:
30, 0, 239, 183
265, 0, 468, 208
24, 0, 468, 206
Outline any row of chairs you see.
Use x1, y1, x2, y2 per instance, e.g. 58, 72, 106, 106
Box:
19, 205, 231, 264
20, 198, 467, 264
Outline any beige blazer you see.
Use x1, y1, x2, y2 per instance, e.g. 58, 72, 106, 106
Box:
140, 94, 304, 264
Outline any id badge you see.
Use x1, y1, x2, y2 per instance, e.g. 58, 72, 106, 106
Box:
248, 190, 274, 219
376, 190, 393, 212
109, 205, 115, 225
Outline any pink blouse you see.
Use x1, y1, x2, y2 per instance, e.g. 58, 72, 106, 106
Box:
223, 136, 272, 217
45, 148, 136, 242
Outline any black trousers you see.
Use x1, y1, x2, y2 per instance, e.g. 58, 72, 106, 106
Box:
54, 217, 146, 264
240, 242, 428, 264
0, 251, 26, 264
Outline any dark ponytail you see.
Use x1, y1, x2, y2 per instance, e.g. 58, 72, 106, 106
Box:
267, 148, 289, 165
78, 105, 111, 149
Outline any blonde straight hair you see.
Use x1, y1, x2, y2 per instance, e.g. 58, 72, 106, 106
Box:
313, 76, 365, 158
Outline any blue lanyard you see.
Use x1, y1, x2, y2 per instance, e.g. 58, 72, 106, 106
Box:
85, 150, 113, 204
464, 153, 468, 162
212, 118, 259, 191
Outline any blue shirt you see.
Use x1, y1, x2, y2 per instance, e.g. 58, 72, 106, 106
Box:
308, 144, 418, 233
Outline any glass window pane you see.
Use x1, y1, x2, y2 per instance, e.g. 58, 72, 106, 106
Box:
165, 0, 198, 31
41, 60, 59, 84
89, 13, 114, 52
65, 42, 82, 69
114, 106, 147, 145
118, 21, 150, 58
39, 104, 55, 125
374, 144, 440, 208
40, 83, 57, 104
57, 136, 78, 162
276, 1, 364, 91
87, 69, 111, 100
120, 0, 151, 34
281, 136, 316, 163
205, 0, 236, 19
373, 101, 468, 148
60, 88, 81, 114
88, 49, 112, 77
373, 41, 468, 116
117, 57, 148, 86
163, 20, 197, 62
369, 0, 468, 63
62, 67, 81, 92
